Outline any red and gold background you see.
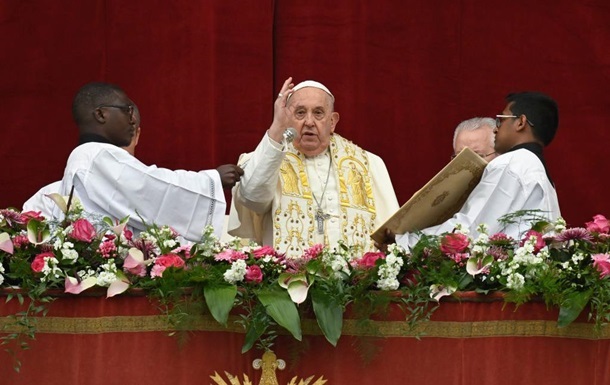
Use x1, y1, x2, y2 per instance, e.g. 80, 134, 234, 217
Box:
1, 292, 609, 384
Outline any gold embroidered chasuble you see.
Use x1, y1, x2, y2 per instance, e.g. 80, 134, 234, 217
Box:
274, 134, 377, 257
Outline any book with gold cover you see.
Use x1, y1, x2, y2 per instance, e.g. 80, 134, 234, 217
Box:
371, 147, 488, 243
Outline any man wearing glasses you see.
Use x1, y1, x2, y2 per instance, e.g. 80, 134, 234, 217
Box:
452, 117, 498, 161
385, 91, 560, 249
35, 82, 243, 241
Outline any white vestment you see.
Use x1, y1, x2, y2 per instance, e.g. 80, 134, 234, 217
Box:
396, 148, 561, 249
42, 142, 225, 241
23, 181, 62, 218
228, 133, 399, 255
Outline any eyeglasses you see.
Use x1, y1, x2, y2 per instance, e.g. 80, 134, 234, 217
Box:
97, 104, 135, 117
451, 151, 496, 160
495, 114, 535, 128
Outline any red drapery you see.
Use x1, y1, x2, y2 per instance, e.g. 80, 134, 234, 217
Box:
1, 292, 609, 384
1, 1, 610, 225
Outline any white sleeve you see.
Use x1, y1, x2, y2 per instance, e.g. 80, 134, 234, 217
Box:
71, 148, 226, 241
397, 163, 531, 249
233, 133, 286, 214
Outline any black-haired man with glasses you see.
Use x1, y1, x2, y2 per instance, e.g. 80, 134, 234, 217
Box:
383, 91, 561, 250
34, 82, 243, 241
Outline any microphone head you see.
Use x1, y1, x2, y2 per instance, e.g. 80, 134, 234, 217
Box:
283, 127, 298, 143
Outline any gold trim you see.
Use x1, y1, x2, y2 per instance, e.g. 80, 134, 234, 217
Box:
2, 315, 608, 339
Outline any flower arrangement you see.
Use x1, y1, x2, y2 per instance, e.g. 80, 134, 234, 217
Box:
2, 199, 610, 360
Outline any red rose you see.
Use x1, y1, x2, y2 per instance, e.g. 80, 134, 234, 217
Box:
440, 233, 470, 254
245, 265, 263, 283
31, 252, 54, 273
586, 214, 610, 234
353, 251, 385, 269
70, 219, 97, 242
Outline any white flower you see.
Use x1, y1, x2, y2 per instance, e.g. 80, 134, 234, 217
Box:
554, 217, 567, 232
61, 248, 79, 263
506, 272, 525, 290
163, 239, 177, 248
96, 260, 118, 286
223, 259, 247, 284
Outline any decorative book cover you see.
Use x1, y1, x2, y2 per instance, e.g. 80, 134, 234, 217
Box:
371, 147, 488, 243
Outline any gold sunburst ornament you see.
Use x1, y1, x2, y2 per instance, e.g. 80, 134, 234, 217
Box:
210, 351, 327, 385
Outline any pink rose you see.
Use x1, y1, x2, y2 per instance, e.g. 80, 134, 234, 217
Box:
586, 215, 610, 234
352, 251, 386, 269
440, 233, 470, 254
31, 252, 54, 273
123, 229, 134, 241
150, 254, 185, 278
70, 218, 97, 242
245, 265, 263, 283
592, 253, 610, 278
20, 210, 45, 224
155, 254, 185, 268
520, 230, 545, 254
252, 245, 277, 259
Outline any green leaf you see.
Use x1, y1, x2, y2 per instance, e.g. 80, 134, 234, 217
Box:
558, 289, 592, 327
311, 287, 343, 346
203, 285, 237, 326
241, 311, 269, 353
256, 288, 302, 341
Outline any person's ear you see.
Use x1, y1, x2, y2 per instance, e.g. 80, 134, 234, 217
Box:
515, 114, 527, 132
92, 107, 106, 124
330, 112, 340, 133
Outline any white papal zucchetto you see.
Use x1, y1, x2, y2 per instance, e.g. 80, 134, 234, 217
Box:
290, 80, 334, 101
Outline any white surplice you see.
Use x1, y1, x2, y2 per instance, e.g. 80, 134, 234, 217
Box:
42, 142, 225, 241
23, 181, 62, 218
396, 148, 561, 249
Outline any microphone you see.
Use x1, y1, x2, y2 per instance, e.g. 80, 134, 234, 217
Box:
283, 127, 297, 143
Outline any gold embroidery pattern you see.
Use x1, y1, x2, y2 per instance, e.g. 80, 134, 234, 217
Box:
2, 315, 607, 339
273, 135, 377, 257
210, 351, 327, 385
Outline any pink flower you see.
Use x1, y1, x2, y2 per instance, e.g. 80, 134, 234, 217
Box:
124, 229, 134, 241
70, 218, 97, 242
520, 230, 545, 254
586, 215, 610, 234
252, 245, 277, 259
150, 254, 185, 278
20, 210, 45, 224
245, 265, 263, 283
172, 245, 192, 259
440, 233, 470, 254
303, 244, 324, 260
12, 234, 29, 248
31, 252, 54, 273
155, 254, 185, 268
592, 253, 610, 278
98, 240, 117, 258
352, 251, 385, 269
215, 249, 247, 262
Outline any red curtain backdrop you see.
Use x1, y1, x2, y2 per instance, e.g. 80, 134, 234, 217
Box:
1, 1, 610, 227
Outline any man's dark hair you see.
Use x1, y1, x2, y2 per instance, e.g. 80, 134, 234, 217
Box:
72, 82, 125, 126
506, 91, 559, 146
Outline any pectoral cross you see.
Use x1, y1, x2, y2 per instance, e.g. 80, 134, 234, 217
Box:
315, 208, 330, 234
